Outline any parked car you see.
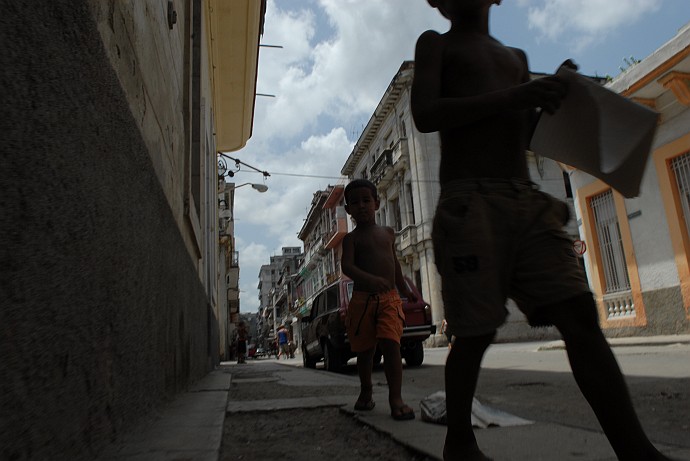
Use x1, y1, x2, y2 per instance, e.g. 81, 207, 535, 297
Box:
300, 276, 435, 372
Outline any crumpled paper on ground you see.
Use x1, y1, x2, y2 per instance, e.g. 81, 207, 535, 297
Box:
420, 391, 534, 428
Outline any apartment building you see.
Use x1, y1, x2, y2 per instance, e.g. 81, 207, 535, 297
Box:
292, 185, 349, 346
568, 22, 690, 336
257, 247, 303, 345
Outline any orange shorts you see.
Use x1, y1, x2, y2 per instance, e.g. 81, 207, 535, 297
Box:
346, 289, 405, 353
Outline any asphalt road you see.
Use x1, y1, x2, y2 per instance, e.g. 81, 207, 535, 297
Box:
326, 341, 690, 450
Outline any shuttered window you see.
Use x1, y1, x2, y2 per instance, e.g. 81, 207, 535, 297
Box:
670, 151, 690, 239
591, 190, 631, 293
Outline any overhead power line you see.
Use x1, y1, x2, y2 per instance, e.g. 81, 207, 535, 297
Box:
239, 169, 441, 184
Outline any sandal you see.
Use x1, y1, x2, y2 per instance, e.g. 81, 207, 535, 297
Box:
391, 404, 415, 421
354, 399, 376, 411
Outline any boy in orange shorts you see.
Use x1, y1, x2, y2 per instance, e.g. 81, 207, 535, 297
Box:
341, 179, 417, 420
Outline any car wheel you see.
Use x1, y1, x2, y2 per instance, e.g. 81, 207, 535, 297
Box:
323, 341, 341, 373
302, 346, 316, 369
404, 342, 424, 367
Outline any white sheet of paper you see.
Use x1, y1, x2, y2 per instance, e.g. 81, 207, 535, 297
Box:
530, 68, 659, 198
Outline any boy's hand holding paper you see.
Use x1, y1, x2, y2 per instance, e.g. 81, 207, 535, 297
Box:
530, 67, 659, 198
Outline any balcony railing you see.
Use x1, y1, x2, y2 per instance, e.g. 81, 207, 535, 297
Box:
370, 148, 393, 182
370, 139, 409, 187
396, 225, 417, 252
603, 291, 636, 319
304, 235, 325, 267
325, 210, 348, 249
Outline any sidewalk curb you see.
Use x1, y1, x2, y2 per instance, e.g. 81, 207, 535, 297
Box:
538, 334, 690, 351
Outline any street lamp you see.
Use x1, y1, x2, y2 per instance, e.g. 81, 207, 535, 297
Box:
234, 183, 268, 193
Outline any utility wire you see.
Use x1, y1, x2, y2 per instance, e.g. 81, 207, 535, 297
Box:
240, 169, 440, 183
219, 153, 441, 183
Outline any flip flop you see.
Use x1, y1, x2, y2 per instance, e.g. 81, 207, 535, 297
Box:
354, 399, 376, 411
391, 404, 415, 421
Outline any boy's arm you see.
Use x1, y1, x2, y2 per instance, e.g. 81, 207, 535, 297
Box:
411, 31, 569, 133
392, 237, 417, 302
394, 258, 417, 302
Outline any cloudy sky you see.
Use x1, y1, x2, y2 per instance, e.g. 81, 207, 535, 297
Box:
229, 0, 689, 313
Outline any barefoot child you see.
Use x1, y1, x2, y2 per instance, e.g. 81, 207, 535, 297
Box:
411, 0, 673, 459
341, 179, 417, 421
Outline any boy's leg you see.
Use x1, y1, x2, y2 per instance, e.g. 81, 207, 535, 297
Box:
379, 338, 414, 418
544, 293, 671, 461
355, 348, 375, 408
444, 332, 495, 461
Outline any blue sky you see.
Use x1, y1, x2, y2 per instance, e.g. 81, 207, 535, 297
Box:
230, 0, 689, 314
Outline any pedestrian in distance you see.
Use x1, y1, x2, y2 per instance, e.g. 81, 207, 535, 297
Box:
236, 322, 248, 364
411, 1, 674, 460
341, 179, 418, 421
277, 326, 290, 360
270, 338, 279, 359
441, 319, 453, 350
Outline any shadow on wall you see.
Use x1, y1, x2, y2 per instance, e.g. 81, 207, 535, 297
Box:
0, 2, 216, 459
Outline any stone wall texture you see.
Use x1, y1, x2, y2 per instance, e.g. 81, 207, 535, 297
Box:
0, 2, 215, 459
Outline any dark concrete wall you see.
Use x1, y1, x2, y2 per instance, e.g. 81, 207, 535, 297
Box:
1, 2, 215, 459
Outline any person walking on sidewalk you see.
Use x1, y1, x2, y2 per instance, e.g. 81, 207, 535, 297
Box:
341, 179, 418, 421
277, 326, 290, 360
411, 1, 674, 460
236, 322, 248, 364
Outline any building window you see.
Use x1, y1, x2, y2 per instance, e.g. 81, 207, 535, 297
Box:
670, 151, 690, 239
591, 190, 631, 294
563, 171, 573, 199
406, 183, 415, 224
392, 197, 402, 231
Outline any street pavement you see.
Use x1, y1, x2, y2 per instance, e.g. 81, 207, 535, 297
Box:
98, 335, 690, 461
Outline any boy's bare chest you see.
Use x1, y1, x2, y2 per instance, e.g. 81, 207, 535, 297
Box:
442, 39, 524, 94
353, 230, 393, 260
354, 231, 391, 252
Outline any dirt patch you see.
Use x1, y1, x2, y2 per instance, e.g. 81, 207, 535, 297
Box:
221, 407, 434, 461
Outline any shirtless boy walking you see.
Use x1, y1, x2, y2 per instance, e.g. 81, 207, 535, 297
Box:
341, 179, 417, 421
411, 1, 673, 460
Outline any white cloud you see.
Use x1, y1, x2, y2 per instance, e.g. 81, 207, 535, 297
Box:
252, 0, 443, 143
236, 240, 269, 312
234, 127, 351, 237
521, 0, 662, 51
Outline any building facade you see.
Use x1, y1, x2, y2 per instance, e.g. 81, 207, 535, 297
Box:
219, 181, 242, 360
569, 22, 690, 336
1, 1, 265, 458
257, 247, 303, 347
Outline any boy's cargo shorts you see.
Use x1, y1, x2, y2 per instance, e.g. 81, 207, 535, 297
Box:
432, 179, 590, 338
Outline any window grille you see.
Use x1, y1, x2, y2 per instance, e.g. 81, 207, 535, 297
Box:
671, 151, 690, 239
591, 190, 630, 293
